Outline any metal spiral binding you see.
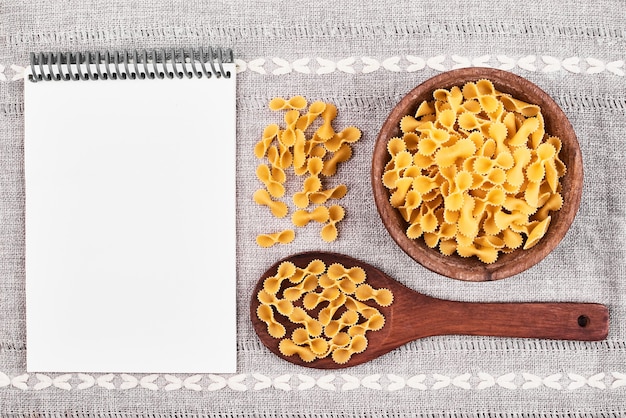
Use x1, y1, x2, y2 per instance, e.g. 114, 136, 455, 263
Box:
28, 47, 234, 82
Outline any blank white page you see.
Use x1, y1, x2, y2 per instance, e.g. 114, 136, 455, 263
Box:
24, 64, 237, 373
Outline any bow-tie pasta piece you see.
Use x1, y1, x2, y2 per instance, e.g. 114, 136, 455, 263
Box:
316, 103, 338, 140
387, 136, 407, 156
331, 334, 368, 364
400, 115, 421, 133
302, 287, 341, 310
381, 80, 567, 263
327, 262, 366, 284
293, 176, 322, 209
266, 143, 293, 170
282, 275, 319, 302
320, 205, 345, 242
291, 206, 330, 227
317, 293, 348, 326
278, 338, 317, 362
269, 95, 308, 111
288, 307, 324, 337
324, 310, 359, 338
256, 229, 295, 248
256, 164, 286, 198
345, 296, 382, 319
382, 150, 413, 190
255, 98, 362, 246
535, 192, 563, 221
522, 216, 552, 250
279, 110, 302, 147
257, 304, 286, 338
263, 261, 297, 294
321, 143, 352, 177
324, 126, 361, 153
296, 101, 326, 131
290, 328, 329, 356
308, 184, 348, 206
257, 288, 294, 317
434, 86, 464, 112
255, 124, 280, 159
254, 189, 289, 218
347, 312, 386, 336
354, 284, 394, 307
288, 259, 327, 284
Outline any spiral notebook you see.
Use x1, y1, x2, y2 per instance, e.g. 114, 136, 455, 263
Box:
24, 48, 237, 373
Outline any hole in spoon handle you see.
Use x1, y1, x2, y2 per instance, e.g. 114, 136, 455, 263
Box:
434, 302, 609, 341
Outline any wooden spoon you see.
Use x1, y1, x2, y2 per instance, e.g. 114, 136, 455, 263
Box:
250, 251, 609, 369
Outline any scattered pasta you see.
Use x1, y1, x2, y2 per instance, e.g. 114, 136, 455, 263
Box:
254, 97, 362, 246
382, 79, 566, 263
257, 260, 392, 364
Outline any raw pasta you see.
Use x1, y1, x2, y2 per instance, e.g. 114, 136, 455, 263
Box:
256, 229, 295, 248
382, 79, 566, 263
257, 260, 392, 364
254, 97, 362, 246
268, 95, 308, 111
320, 205, 345, 243
253, 189, 288, 218
292, 206, 330, 227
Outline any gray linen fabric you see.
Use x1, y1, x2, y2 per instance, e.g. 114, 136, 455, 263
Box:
1, 0, 625, 416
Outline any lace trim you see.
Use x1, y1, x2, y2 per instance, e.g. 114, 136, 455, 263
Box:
1, 55, 624, 81
0, 371, 624, 391
235, 55, 624, 75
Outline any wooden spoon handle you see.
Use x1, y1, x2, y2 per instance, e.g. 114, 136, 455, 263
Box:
427, 300, 609, 341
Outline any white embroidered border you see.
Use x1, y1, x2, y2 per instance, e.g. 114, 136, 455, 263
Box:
1, 55, 624, 81
1, 371, 625, 391
243, 55, 624, 75
236, 55, 625, 75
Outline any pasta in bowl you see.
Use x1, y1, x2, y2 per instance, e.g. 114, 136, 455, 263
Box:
371, 68, 583, 281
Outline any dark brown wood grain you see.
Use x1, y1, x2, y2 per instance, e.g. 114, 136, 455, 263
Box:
371, 68, 584, 281
250, 252, 608, 369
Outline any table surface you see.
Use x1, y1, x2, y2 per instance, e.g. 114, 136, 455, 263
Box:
1, 1, 625, 416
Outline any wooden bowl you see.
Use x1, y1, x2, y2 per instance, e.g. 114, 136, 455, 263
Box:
371, 68, 583, 282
